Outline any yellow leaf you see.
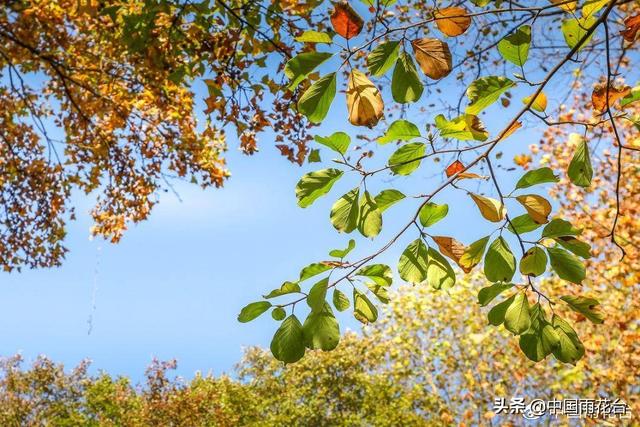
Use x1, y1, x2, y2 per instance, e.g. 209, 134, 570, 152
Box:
432, 235, 472, 273
346, 69, 384, 127
499, 121, 522, 141
549, 0, 577, 12
411, 38, 452, 80
515, 194, 552, 224
470, 193, 506, 222
523, 92, 547, 112
435, 7, 471, 37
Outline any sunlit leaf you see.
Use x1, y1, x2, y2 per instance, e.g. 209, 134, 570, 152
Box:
353, 289, 378, 323
388, 142, 425, 175
378, 119, 421, 144
547, 246, 585, 284
358, 191, 382, 238
367, 41, 400, 77
434, 114, 488, 141
330, 1, 364, 40
411, 38, 452, 79
398, 239, 429, 284
567, 133, 593, 187
374, 189, 405, 212
470, 193, 506, 223
347, 69, 384, 127
418, 202, 448, 227
515, 194, 552, 224
295, 168, 343, 208
238, 301, 272, 323
497, 25, 531, 66
465, 76, 515, 115
561, 16, 596, 50
504, 292, 531, 335
522, 92, 547, 112
298, 73, 337, 123
519, 246, 547, 277
560, 295, 604, 324
331, 188, 360, 233
332, 288, 350, 311
478, 282, 513, 307
329, 239, 356, 258
302, 304, 340, 351
435, 7, 472, 37
285, 52, 333, 89
314, 132, 350, 155
426, 247, 455, 290
515, 167, 559, 189
460, 236, 489, 271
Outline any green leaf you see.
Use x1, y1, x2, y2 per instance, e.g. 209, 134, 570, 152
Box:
547, 246, 585, 284
504, 292, 531, 335
270, 315, 305, 363
434, 114, 488, 141
478, 282, 513, 307
582, 0, 609, 19
398, 239, 429, 284
515, 167, 559, 189
519, 246, 547, 277
295, 168, 344, 208
460, 236, 489, 270
426, 247, 455, 290
307, 278, 329, 312
484, 237, 516, 282
388, 142, 425, 175
330, 188, 360, 233
332, 288, 350, 312
307, 149, 321, 163
355, 264, 392, 287
497, 25, 531, 66
542, 218, 581, 239
367, 40, 400, 77
353, 289, 378, 323
329, 239, 356, 258
285, 52, 333, 89
374, 189, 405, 212
366, 282, 390, 304
418, 202, 449, 227
302, 304, 340, 351
560, 295, 604, 324
488, 295, 515, 326
271, 307, 286, 321
520, 320, 559, 362
555, 236, 591, 259
567, 134, 593, 187
507, 214, 543, 234
263, 281, 301, 299
299, 263, 331, 282
295, 30, 333, 44
465, 76, 515, 115
314, 132, 350, 155
561, 16, 596, 51
358, 191, 383, 238
238, 301, 272, 323
619, 85, 640, 108
378, 119, 421, 144
298, 72, 337, 123
552, 315, 585, 364
391, 52, 423, 104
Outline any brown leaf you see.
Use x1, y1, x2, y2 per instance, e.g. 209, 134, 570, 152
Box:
411, 38, 452, 80
330, 2, 364, 40
346, 69, 384, 127
591, 84, 631, 113
621, 14, 640, 42
435, 7, 471, 37
445, 160, 465, 177
432, 236, 472, 273
499, 121, 522, 141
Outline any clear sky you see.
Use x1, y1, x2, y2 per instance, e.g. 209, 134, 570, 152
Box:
0, 46, 575, 382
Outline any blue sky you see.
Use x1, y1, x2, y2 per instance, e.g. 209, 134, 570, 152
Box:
0, 24, 589, 382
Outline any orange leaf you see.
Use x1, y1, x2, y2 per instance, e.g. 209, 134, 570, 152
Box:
435, 7, 471, 37
432, 236, 472, 273
591, 84, 631, 113
445, 160, 465, 177
330, 2, 364, 40
499, 121, 522, 141
621, 14, 640, 42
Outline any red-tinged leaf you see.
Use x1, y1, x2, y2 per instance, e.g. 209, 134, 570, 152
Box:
621, 14, 640, 42
446, 160, 465, 178
330, 2, 364, 40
